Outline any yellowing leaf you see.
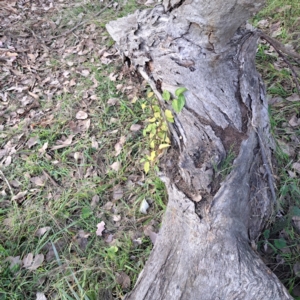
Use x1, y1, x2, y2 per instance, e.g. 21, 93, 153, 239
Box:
149, 151, 156, 161
149, 117, 156, 122
144, 161, 150, 174
147, 92, 154, 98
154, 112, 161, 119
159, 144, 170, 149
150, 140, 155, 148
141, 103, 147, 111
165, 110, 173, 119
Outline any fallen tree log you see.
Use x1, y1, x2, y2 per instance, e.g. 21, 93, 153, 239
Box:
106, 0, 293, 299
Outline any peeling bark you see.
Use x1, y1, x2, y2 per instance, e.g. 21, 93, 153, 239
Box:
106, 1, 292, 299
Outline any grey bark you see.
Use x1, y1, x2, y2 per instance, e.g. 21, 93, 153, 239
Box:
106, 1, 292, 299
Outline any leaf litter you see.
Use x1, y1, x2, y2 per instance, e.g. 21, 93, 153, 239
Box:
0, 0, 165, 298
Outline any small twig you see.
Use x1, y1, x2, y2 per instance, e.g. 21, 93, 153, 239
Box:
42, 170, 60, 187
54, 1, 114, 39
259, 31, 300, 60
0, 169, 14, 196
259, 31, 300, 95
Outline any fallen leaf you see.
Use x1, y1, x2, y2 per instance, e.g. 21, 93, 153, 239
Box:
289, 115, 300, 127
26, 254, 44, 270
140, 199, 149, 214
3, 156, 12, 167
292, 162, 300, 173
116, 272, 131, 289
38, 142, 48, 155
110, 161, 121, 172
130, 124, 142, 131
286, 94, 300, 102
12, 191, 28, 202
96, 221, 105, 236
91, 136, 98, 149
27, 137, 39, 149
35, 227, 52, 237
90, 195, 99, 209
30, 176, 47, 187
81, 70, 90, 77
51, 135, 75, 150
76, 111, 88, 120
107, 98, 118, 106
5, 256, 22, 269
114, 142, 122, 156
113, 185, 123, 201
103, 201, 113, 210
74, 152, 83, 161
23, 253, 34, 268
144, 227, 158, 245
113, 215, 121, 222
105, 234, 114, 244
36, 292, 47, 300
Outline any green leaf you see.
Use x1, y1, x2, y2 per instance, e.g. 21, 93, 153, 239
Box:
175, 87, 187, 97
263, 229, 270, 240
162, 90, 171, 101
274, 238, 287, 249
81, 207, 92, 219
291, 206, 300, 216
172, 94, 185, 113
144, 161, 150, 174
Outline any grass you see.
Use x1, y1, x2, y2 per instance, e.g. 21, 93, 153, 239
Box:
253, 0, 300, 298
0, 1, 166, 299
0, 0, 299, 299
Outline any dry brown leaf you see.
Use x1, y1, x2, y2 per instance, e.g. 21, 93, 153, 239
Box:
30, 175, 47, 187
23, 253, 34, 268
286, 94, 300, 102
27, 136, 39, 148
112, 215, 121, 222
91, 195, 99, 209
38, 142, 48, 155
35, 226, 52, 237
51, 135, 74, 150
5, 256, 22, 269
91, 136, 98, 149
110, 161, 121, 172
74, 152, 83, 161
105, 234, 114, 244
107, 98, 118, 106
76, 111, 88, 120
109, 72, 118, 81
75, 119, 91, 132
36, 292, 47, 300
289, 115, 300, 127
116, 272, 131, 289
81, 70, 90, 77
114, 142, 122, 156
113, 185, 123, 200
12, 190, 28, 202
26, 254, 44, 270
96, 221, 105, 236
3, 156, 12, 167
292, 162, 300, 173
130, 124, 142, 131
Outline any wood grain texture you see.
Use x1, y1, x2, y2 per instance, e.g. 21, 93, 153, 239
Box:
106, 1, 292, 299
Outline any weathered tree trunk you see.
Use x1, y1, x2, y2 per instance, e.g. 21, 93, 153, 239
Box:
107, 1, 293, 299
